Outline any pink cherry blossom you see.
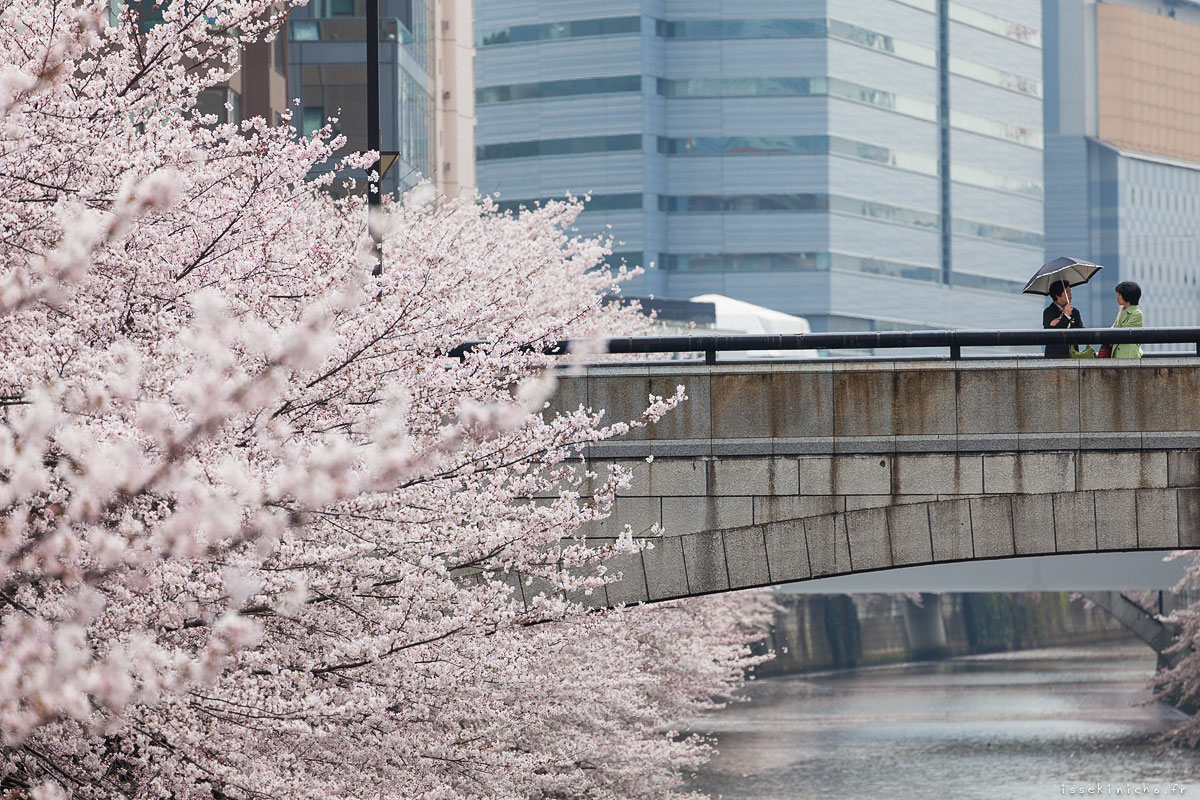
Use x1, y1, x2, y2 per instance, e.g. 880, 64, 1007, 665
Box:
1151, 552, 1200, 745
0, 2, 774, 797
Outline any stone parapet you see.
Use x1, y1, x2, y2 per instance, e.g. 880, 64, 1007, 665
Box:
531, 359, 1200, 607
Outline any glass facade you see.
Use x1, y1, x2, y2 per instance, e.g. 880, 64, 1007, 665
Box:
196, 87, 241, 125
477, 134, 641, 161
659, 134, 939, 174
661, 252, 826, 272
951, 218, 1043, 247
397, 71, 432, 183
495, 193, 643, 213
288, 0, 434, 192
474, 0, 1045, 332
659, 135, 1038, 197
657, 17, 1039, 97
658, 193, 942, 232
478, 16, 640, 46
299, 64, 370, 149
895, 0, 1041, 46
477, 75, 641, 104
655, 76, 1038, 147
657, 18, 827, 39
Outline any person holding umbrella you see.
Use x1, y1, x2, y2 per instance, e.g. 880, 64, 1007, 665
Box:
1042, 280, 1085, 358
1022, 257, 1104, 359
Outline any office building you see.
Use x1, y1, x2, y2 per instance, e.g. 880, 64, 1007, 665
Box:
127, 1, 291, 125
287, 0, 475, 196
1045, 0, 1200, 334
474, 0, 1046, 331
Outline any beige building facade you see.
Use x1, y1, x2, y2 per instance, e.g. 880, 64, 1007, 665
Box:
1044, 0, 1200, 338
208, 36, 289, 126
1095, 2, 1200, 164
239, 34, 291, 125
433, 0, 476, 198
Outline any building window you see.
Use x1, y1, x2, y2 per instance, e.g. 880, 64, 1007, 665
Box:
653, 16, 1037, 96
291, 19, 319, 40
476, 75, 641, 104
655, 251, 989, 287
478, 16, 640, 47
657, 18, 826, 38
289, 17, 404, 41
951, 218, 1044, 247
659, 193, 831, 213
329, 0, 355, 15
302, 106, 324, 137
133, 0, 165, 30
950, 272, 1028, 292
658, 192, 945, 232
655, 77, 1041, 147
657, 134, 942, 178
661, 252, 827, 271
195, 87, 241, 126
947, 2, 1040, 46
397, 71, 433, 181
476, 134, 642, 161
493, 193, 643, 214
300, 64, 368, 150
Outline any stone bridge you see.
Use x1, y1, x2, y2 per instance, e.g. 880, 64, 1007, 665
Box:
536, 357, 1200, 608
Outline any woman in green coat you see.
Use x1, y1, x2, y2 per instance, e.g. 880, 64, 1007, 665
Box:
1111, 281, 1143, 359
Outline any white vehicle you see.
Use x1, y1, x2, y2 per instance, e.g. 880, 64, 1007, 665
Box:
690, 293, 819, 359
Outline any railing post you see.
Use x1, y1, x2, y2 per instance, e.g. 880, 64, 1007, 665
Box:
705, 348, 716, 365
949, 343, 961, 360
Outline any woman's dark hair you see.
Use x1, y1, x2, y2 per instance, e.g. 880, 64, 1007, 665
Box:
1115, 281, 1142, 305
1047, 280, 1070, 301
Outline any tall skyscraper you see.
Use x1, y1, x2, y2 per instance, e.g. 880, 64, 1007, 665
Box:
474, 1, 1046, 332
287, 0, 475, 196
1045, 0, 1200, 335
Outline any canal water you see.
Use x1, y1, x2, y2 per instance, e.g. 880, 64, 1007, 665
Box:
689, 639, 1200, 799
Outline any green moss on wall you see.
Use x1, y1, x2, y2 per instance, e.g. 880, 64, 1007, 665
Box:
962, 593, 1062, 652
822, 595, 862, 668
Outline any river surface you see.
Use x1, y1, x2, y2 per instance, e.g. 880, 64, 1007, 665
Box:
689, 640, 1200, 799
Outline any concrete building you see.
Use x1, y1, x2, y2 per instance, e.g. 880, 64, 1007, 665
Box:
435, 0, 477, 198
126, 1, 291, 126
199, 35, 290, 127
1045, 0, 1200, 337
473, 0, 1047, 332
286, 0, 475, 195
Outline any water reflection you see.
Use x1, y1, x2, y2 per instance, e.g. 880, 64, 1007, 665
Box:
689, 641, 1198, 799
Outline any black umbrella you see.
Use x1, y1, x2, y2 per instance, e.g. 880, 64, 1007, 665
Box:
1021, 256, 1104, 296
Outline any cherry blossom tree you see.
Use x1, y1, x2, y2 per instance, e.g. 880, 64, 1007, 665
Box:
1151, 553, 1200, 745
0, 1, 774, 797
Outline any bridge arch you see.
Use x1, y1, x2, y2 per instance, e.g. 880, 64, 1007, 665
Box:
540, 357, 1200, 608
591, 489, 1200, 606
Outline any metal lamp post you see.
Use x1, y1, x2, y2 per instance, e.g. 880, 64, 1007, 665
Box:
366, 0, 382, 275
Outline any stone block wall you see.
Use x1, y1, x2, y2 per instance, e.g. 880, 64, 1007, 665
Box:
757, 592, 1130, 676
537, 359, 1200, 606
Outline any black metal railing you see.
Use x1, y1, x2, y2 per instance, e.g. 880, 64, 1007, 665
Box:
449, 327, 1200, 364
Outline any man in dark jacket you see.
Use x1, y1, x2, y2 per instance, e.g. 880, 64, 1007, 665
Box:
1043, 279, 1084, 358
